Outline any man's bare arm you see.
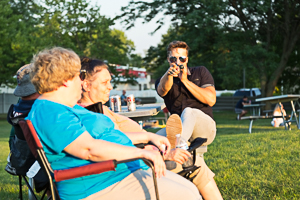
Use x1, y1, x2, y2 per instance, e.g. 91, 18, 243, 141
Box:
157, 71, 173, 97
157, 64, 181, 97
181, 79, 216, 107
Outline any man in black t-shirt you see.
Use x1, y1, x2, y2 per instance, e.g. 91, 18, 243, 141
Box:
155, 41, 217, 146
235, 96, 250, 120
155, 41, 222, 199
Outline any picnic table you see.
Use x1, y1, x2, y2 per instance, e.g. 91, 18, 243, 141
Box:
241, 95, 300, 133
255, 95, 300, 130
243, 103, 265, 116
117, 103, 166, 127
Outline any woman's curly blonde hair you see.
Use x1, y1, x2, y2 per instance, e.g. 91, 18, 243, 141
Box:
31, 47, 81, 94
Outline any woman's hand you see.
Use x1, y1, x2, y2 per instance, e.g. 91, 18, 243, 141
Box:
164, 148, 192, 164
147, 133, 171, 156
140, 149, 166, 178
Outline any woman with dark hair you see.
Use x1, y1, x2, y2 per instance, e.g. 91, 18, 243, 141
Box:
79, 57, 144, 132
27, 49, 201, 200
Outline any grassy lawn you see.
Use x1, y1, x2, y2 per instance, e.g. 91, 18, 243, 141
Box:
0, 112, 299, 199
208, 112, 300, 199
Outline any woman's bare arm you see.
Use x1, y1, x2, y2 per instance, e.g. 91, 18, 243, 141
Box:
64, 131, 167, 177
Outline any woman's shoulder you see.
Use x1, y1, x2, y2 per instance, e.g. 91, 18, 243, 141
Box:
29, 99, 86, 122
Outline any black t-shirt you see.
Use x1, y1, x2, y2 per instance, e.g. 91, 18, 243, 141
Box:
155, 66, 215, 119
235, 99, 246, 109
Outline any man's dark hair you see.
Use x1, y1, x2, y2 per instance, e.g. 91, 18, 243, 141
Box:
167, 41, 190, 56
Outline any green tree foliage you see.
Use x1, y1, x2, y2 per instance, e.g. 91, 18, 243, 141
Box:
0, 0, 139, 87
0, 0, 42, 87
119, 0, 300, 95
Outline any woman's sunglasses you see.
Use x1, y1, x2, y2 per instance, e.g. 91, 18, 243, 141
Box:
169, 56, 187, 63
79, 69, 86, 81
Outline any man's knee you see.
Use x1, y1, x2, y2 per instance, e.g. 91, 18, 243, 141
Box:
182, 107, 194, 117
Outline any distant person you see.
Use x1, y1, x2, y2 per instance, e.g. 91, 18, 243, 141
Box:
271, 103, 287, 127
121, 89, 127, 106
235, 96, 251, 120
6, 64, 49, 194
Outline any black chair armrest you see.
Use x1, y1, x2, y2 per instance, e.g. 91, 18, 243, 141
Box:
187, 138, 207, 153
85, 102, 103, 114
135, 141, 156, 149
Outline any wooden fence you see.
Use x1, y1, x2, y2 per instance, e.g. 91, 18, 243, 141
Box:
0, 93, 18, 114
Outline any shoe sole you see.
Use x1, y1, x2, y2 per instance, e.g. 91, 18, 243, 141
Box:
166, 114, 182, 149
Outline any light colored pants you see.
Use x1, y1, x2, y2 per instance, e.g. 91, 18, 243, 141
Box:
172, 155, 215, 191
155, 108, 216, 190
83, 169, 201, 200
157, 107, 216, 146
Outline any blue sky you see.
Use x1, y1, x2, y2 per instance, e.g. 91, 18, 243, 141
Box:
93, 0, 171, 57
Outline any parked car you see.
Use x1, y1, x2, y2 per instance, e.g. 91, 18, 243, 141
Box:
233, 88, 261, 97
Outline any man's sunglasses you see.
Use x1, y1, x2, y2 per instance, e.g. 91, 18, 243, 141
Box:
79, 69, 86, 81
169, 56, 187, 63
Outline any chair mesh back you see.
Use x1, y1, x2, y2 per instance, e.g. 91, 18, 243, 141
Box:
19, 120, 39, 158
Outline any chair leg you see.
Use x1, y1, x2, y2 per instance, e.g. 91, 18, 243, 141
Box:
141, 159, 159, 200
19, 175, 23, 200
22, 176, 38, 200
249, 120, 254, 133
29, 178, 36, 200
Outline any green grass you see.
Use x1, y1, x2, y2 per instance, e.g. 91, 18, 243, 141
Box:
208, 112, 300, 199
0, 112, 299, 199
147, 111, 300, 199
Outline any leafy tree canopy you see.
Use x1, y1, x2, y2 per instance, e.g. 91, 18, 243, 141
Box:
0, 0, 140, 87
119, 0, 300, 96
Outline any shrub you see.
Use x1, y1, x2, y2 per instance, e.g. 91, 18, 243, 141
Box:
220, 92, 233, 97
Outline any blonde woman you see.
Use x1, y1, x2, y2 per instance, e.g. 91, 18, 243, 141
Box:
271, 103, 287, 127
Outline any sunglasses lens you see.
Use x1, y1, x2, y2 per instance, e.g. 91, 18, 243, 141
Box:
169, 56, 177, 63
79, 71, 86, 81
179, 57, 187, 62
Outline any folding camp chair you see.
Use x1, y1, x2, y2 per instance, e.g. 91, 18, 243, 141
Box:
5, 104, 48, 200
85, 102, 208, 182
19, 119, 160, 200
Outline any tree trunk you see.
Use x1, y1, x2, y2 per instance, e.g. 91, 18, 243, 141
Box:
265, 0, 300, 98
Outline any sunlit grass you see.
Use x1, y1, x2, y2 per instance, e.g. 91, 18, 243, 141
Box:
146, 111, 300, 199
